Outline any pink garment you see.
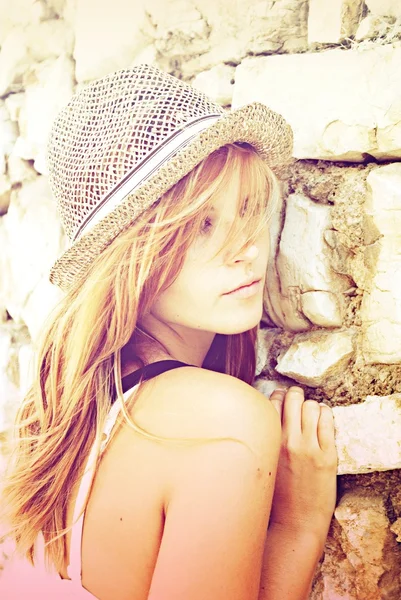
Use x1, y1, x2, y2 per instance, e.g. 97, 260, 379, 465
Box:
0, 384, 138, 600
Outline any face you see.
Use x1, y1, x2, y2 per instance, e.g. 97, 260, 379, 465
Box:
149, 167, 271, 337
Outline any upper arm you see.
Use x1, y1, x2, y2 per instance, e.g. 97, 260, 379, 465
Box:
147, 372, 281, 600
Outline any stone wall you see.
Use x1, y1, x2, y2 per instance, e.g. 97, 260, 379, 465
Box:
1, 0, 401, 597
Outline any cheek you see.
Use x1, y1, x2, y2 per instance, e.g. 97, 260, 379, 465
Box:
152, 265, 215, 320
259, 230, 271, 264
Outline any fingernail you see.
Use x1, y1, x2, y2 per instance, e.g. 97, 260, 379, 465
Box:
290, 386, 304, 394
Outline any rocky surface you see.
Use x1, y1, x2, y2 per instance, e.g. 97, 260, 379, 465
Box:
233, 45, 401, 161
311, 489, 401, 599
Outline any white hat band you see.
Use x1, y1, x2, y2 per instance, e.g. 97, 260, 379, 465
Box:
73, 113, 222, 241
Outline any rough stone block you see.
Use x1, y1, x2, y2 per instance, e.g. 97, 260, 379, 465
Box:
7, 150, 37, 186
129, 44, 158, 69
265, 193, 348, 331
25, 19, 74, 62
233, 46, 401, 161
0, 174, 11, 215
0, 177, 67, 339
366, 0, 401, 19
334, 394, 401, 474
256, 327, 280, 376
0, 28, 30, 97
276, 329, 355, 387
301, 291, 343, 328
354, 14, 399, 42
0, 102, 17, 214
74, 0, 150, 82
0, 102, 17, 158
45, 0, 68, 18
148, 0, 308, 77
4, 93, 24, 123
308, 0, 365, 44
44, 0, 76, 29
15, 55, 75, 174
191, 64, 235, 106
361, 164, 401, 364
0, 0, 44, 45
150, 0, 210, 60
0, 17, 72, 93
314, 490, 401, 599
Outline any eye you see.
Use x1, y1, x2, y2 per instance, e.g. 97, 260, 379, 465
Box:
199, 216, 213, 235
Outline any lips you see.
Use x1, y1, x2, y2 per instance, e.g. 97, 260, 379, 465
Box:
223, 277, 262, 295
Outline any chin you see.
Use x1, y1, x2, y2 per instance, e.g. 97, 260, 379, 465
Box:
218, 306, 263, 335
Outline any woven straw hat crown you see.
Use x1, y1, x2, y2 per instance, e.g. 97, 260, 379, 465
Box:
47, 64, 293, 292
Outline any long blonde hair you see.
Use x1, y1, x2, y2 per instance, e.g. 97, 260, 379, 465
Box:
0, 142, 280, 573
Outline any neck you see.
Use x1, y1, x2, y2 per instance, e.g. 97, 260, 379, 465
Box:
121, 314, 216, 374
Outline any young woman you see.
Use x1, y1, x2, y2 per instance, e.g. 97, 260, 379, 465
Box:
0, 65, 337, 599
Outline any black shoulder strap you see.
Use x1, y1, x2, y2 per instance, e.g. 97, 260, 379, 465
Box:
121, 359, 192, 393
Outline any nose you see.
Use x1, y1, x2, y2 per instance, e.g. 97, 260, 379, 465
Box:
233, 243, 259, 262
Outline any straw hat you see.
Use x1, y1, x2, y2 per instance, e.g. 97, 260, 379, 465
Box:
47, 64, 293, 293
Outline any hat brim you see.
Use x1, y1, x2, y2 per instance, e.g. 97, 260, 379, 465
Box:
49, 101, 293, 293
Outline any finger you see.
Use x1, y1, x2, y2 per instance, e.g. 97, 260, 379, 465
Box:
269, 388, 286, 421
301, 400, 321, 447
282, 386, 305, 436
317, 403, 336, 452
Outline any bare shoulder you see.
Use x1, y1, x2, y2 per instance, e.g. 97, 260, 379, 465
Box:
131, 367, 281, 455
143, 368, 282, 600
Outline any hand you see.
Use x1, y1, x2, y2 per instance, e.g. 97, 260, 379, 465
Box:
268, 386, 338, 539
